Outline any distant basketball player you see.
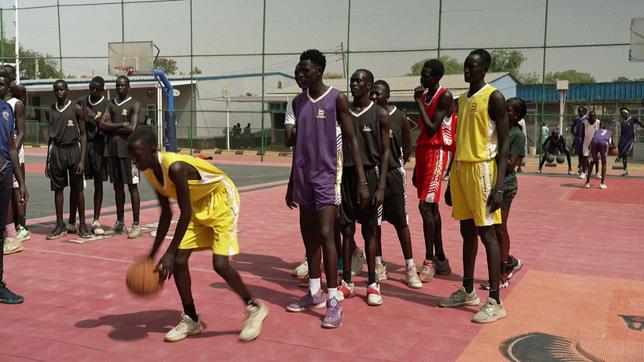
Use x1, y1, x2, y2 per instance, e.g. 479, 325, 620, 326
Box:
98, 76, 141, 238
616, 107, 643, 176
537, 129, 572, 174
585, 126, 612, 189
571, 106, 587, 174
579, 110, 600, 180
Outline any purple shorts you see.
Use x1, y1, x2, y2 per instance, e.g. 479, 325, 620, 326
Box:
590, 140, 607, 164
293, 176, 340, 211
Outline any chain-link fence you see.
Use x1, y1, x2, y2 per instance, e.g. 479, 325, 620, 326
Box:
1, 0, 642, 159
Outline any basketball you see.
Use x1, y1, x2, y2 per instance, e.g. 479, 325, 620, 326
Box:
546, 153, 555, 163
556, 154, 565, 164
126, 258, 162, 296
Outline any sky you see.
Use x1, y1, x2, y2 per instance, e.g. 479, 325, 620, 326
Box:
0, 0, 642, 93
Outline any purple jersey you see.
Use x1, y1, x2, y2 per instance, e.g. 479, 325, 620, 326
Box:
619, 117, 635, 146
592, 129, 612, 144
292, 86, 342, 210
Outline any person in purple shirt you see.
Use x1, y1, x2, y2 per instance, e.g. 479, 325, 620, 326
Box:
284, 49, 369, 329
616, 107, 643, 176
585, 126, 612, 189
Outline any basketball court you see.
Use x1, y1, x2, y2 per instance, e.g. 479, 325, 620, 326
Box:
0, 147, 642, 361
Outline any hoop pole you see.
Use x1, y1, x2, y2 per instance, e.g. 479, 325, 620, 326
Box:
153, 69, 177, 152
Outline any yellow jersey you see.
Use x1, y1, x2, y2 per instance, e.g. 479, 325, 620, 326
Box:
144, 152, 232, 202
456, 84, 498, 162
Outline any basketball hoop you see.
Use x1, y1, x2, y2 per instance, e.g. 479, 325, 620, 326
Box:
113, 65, 134, 76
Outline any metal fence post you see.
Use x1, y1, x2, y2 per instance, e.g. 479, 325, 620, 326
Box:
539, 0, 549, 155
56, 0, 63, 75
437, 0, 442, 58
189, 0, 194, 154
260, 0, 267, 162
345, 0, 351, 93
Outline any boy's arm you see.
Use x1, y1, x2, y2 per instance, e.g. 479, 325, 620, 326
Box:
149, 191, 172, 258
14, 100, 25, 151
337, 92, 369, 207
98, 106, 127, 131
44, 109, 51, 178
488, 90, 508, 212
75, 104, 86, 175
114, 102, 140, 135
10, 133, 28, 204
157, 162, 193, 280
634, 117, 644, 128
401, 109, 412, 164
375, 106, 390, 207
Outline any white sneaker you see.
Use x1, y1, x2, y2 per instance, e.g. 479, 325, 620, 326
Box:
239, 300, 268, 342
472, 298, 506, 323
367, 283, 383, 306
584, 183, 590, 189
15, 225, 30, 242
595, 173, 601, 179
599, 183, 607, 189
164, 313, 204, 342
351, 247, 365, 276
291, 259, 308, 278
439, 287, 480, 308
91, 221, 104, 235
336, 279, 355, 301
375, 262, 388, 282
3, 238, 23, 255
405, 264, 423, 289
578, 172, 586, 179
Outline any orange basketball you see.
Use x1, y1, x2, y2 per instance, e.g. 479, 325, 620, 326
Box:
126, 258, 162, 296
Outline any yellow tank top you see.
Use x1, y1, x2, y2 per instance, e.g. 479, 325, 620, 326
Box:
144, 152, 231, 201
456, 84, 498, 162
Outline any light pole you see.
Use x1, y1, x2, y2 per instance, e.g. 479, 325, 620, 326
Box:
223, 87, 230, 150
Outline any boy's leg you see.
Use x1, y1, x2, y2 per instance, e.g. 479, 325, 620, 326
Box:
477, 225, 502, 303
126, 158, 141, 238
341, 222, 356, 285
128, 184, 140, 225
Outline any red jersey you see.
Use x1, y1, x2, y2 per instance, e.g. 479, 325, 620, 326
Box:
416, 86, 457, 150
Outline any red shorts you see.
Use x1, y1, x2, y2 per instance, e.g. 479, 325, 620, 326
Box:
415, 145, 449, 203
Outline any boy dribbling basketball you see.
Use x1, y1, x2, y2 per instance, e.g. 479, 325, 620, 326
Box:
127, 128, 267, 343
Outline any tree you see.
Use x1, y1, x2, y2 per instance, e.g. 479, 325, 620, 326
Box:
613, 76, 631, 82
154, 57, 177, 75
191, 66, 202, 75
545, 70, 595, 84
408, 55, 461, 76
1, 39, 64, 80
517, 72, 540, 84
489, 50, 525, 75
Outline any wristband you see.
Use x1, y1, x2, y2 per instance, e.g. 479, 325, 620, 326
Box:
496, 189, 504, 194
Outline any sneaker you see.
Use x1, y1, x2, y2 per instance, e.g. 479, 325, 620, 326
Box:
286, 290, 326, 312
567, 169, 574, 175
584, 183, 590, 189
321, 298, 343, 328
291, 259, 308, 278
505, 258, 523, 281
472, 298, 507, 323
91, 221, 105, 235
0, 282, 24, 304
578, 172, 586, 179
336, 279, 355, 301
433, 257, 452, 275
164, 312, 204, 342
3, 238, 23, 255
239, 300, 268, 342
297, 274, 309, 288
536, 169, 542, 174
600, 183, 608, 190
78, 223, 92, 238
405, 264, 423, 289
351, 247, 365, 276
66, 223, 77, 234
46, 223, 67, 240
479, 279, 509, 290
105, 220, 126, 235
127, 224, 142, 239
621, 170, 629, 177
595, 173, 601, 179
419, 259, 435, 283
439, 287, 480, 307
15, 225, 30, 242
367, 283, 383, 306
375, 262, 388, 282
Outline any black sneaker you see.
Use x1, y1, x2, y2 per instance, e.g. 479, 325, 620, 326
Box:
46, 223, 67, 240
67, 223, 78, 234
0, 281, 24, 304
78, 223, 92, 239
105, 221, 126, 235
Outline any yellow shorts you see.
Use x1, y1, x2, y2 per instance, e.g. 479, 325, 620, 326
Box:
178, 178, 240, 256
450, 160, 502, 227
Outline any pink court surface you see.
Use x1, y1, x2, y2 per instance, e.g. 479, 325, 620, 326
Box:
1, 150, 643, 361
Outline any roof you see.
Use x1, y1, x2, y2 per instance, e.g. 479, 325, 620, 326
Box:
230, 72, 513, 102
23, 79, 195, 92
517, 81, 644, 102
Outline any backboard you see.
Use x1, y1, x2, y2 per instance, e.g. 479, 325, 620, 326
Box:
108, 41, 155, 76
630, 18, 644, 62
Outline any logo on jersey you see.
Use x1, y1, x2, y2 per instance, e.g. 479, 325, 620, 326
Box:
1, 111, 9, 122
316, 109, 326, 119
362, 124, 373, 132
470, 103, 478, 112
67, 119, 75, 127
122, 109, 128, 116
94, 111, 102, 120
389, 129, 394, 138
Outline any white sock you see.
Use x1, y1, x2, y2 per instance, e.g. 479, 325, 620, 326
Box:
405, 259, 414, 267
327, 288, 337, 300
309, 278, 321, 295
376, 256, 383, 265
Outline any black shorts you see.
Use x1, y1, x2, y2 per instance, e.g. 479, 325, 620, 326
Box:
339, 166, 381, 226
85, 142, 107, 181
501, 188, 517, 210
48, 143, 83, 191
382, 167, 408, 227
107, 157, 139, 185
